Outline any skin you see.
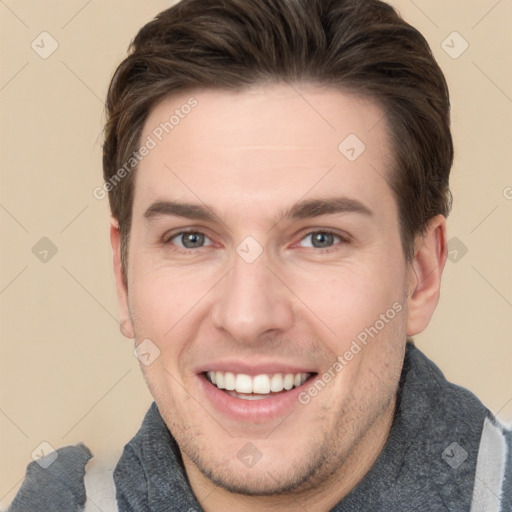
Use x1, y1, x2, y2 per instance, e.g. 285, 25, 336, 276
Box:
110, 83, 447, 511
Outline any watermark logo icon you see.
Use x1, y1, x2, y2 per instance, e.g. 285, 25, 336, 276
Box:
338, 134, 366, 162
442, 442, 468, 469
447, 237, 468, 263
134, 339, 161, 366
236, 236, 263, 264
236, 442, 262, 468
32, 237, 58, 263
31, 32, 59, 59
441, 32, 469, 59
31, 441, 58, 469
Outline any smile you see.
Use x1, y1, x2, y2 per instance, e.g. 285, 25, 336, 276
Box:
205, 371, 312, 399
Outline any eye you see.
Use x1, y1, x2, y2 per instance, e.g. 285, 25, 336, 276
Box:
298, 231, 343, 249
168, 231, 213, 249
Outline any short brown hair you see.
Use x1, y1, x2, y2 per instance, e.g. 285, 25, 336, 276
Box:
103, 0, 453, 277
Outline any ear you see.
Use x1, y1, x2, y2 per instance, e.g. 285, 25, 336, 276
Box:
110, 217, 134, 339
406, 214, 448, 336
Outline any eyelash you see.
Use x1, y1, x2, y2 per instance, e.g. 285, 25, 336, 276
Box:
162, 229, 350, 253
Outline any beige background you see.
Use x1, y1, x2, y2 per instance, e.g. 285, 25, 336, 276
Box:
1, 0, 511, 506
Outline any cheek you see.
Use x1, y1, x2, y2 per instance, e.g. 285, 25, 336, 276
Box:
129, 261, 209, 329
288, 260, 406, 350
127, 262, 219, 377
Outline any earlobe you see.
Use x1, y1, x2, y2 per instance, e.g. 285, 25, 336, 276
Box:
406, 214, 448, 336
120, 319, 135, 339
110, 218, 135, 339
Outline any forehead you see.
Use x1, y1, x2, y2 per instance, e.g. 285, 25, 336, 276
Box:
133, 83, 394, 219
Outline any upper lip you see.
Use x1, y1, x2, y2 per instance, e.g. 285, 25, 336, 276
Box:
195, 359, 317, 376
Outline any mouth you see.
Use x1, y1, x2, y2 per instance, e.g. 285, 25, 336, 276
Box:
198, 368, 318, 422
204, 371, 314, 400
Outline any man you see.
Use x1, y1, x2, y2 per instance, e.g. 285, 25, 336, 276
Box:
9, 0, 511, 510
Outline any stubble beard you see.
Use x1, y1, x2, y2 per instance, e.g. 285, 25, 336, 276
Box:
171, 383, 397, 499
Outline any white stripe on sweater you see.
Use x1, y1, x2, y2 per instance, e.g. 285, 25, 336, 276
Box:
470, 416, 508, 512
83, 456, 119, 512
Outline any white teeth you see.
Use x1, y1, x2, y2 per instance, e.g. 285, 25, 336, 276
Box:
224, 372, 235, 391
206, 371, 311, 395
270, 374, 284, 392
235, 374, 253, 393
215, 372, 225, 389
252, 375, 270, 394
283, 374, 294, 390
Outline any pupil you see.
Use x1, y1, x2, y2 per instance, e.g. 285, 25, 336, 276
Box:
183, 232, 204, 248
312, 232, 333, 248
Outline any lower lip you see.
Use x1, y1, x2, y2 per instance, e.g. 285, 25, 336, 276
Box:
198, 373, 314, 423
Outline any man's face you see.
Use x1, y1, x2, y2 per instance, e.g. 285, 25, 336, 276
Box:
116, 83, 416, 495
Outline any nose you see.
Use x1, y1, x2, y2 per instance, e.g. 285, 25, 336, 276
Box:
210, 251, 294, 344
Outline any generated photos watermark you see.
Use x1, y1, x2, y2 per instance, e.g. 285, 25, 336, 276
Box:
93, 97, 198, 200
298, 301, 403, 405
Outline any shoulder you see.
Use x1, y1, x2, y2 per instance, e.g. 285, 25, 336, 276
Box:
404, 344, 512, 510
7, 443, 119, 512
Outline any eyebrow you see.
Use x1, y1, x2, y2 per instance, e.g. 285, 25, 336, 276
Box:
144, 201, 216, 222
284, 197, 373, 220
143, 197, 373, 223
